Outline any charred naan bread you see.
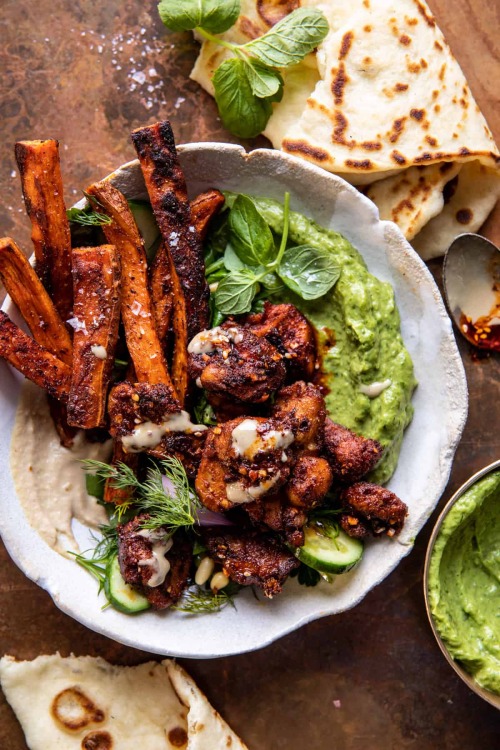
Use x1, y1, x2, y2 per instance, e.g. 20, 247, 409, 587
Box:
0, 654, 248, 750
191, 0, 500, 258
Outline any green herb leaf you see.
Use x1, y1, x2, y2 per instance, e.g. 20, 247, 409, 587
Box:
214, 269, 259, 315
193, 392, 217, 427
212, 58, 273, 139
228, 195, 274, 266
243, 8, 329, 68
245, 60, 283, 99
85, 473, 106, 501
259, 271, 286, 296
173, 585, 236, 614
158, 0, 240, 33
278, 244, 340, 300
223, 244, 245, 272
66, 207, 112, 227
290, 563, 321, 587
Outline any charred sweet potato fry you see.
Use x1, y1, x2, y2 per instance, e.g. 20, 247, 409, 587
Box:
0, 237, 73, 365
0, 311, 71, 400
190, 189, 225, 241
15, 139, 73, 322
104, 441, 139, 506
85, 181, 175, 390
67, 245, 121, 429
131, 121, 210, 340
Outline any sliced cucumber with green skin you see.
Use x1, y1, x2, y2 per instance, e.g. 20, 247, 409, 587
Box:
104, 554, 151, 614
295, 520, 363, 574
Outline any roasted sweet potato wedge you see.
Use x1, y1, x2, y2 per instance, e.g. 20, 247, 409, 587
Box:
104, 441, 139, 506
85, 181, 175, 390
131, 121, 210, 340
15, 139, 73, 322
0, 237, 73, 365
0, 311, 71, 400
67, 245, 121, 429
190, 189, 225, 241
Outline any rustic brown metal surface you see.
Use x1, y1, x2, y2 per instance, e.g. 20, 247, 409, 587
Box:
0, 1, 499, 747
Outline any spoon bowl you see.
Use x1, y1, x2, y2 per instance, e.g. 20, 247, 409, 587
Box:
443, 233, 500, 351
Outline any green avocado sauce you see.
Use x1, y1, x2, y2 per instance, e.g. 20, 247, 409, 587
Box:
428, 470, 500, 696
248, 197, 416, 484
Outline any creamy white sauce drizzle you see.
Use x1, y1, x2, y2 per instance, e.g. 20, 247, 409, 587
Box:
187, 326, 243, 355
226, 473, 281, 504
122, 411, 208, 452
231, 419, 294, 460
90, 345, 107, 360
136, 530, 173, 587
10, 382, 111, 556
359, 379, 392, 398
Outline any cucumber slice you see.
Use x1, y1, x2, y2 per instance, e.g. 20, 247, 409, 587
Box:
104, 554, 151, 614
295, 520, 363, 574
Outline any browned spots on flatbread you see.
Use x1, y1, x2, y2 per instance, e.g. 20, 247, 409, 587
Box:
226, 737, 233, 747
332, 64, 348, 105
399, 34, 412, 45
391, 151, 407, 165
168, 726, 189, 747
420, 58, 428, 68
443, 175, 459, 204
392, 198, 415, 220
407, 61, 421, 74
345, 159, 373, 169
339, 31, 354, 60
410, 108, 425, 121
459, 147, 471, 156
363, 24, 372, 32
405, 17, 419, 26
52, 687, 105, 731
394, 83, 409, 92
432, 90, 439, 100
434, 104, 441, 113
208, 51, 222, 72
362, 141, 382, 150
363, 0, 370, 7
389, 117, 407, 143
282, 140, 330, 162
456, 208, 473, 224
460, 98, 468, 109
82, 731, 113, 750
415, 0, 436, 27
332, 111, 350, 145
439, 63, 447, 81
434, 40, 443, 51
238, 17, 263, 39
257, 0, 299, 27
363, 56, 372, 65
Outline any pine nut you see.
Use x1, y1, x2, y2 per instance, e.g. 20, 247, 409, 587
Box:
210, 571, 229, 592
194, 556, 214, 586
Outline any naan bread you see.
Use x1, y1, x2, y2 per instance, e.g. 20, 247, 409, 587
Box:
0, 654, 248, 750
191, 0, 500, 257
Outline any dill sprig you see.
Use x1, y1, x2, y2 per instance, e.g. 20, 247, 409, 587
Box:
69, 525, 118, 593
81, 457, 199, 534
67, 206, 113, 226
173, 586, 236, 615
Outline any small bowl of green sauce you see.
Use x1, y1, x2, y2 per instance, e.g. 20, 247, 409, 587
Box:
424, 460, 500, 709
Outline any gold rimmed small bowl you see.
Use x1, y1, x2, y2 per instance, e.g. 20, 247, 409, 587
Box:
424, 459, 500, 710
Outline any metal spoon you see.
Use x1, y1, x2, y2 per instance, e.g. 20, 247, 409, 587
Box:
443, 233, 500, 351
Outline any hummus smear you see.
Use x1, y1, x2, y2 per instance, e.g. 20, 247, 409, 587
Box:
428, 469, 500, 696
10, 382, 111, 556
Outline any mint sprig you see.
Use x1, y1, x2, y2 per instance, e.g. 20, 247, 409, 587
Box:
158, 1, 328, 138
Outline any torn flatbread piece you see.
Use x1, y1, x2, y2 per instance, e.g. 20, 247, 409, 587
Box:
0, 654, 249, 750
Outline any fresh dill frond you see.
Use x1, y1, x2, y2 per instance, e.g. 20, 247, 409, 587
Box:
69, 526, 118, 593
173, 586, 236, 615
66, 206, 113, 226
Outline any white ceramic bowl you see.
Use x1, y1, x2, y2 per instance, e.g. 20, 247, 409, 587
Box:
0, 144, 468, 657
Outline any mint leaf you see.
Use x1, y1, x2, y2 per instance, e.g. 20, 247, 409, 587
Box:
278, 244, 340, 300
158, 0, 240, 34
213, 58, 273, 139
244, 8, 329, 67
228, 195, 275, 266
245, 61, 283, 99
223, 244, 245, 272
214, 269, 259, 315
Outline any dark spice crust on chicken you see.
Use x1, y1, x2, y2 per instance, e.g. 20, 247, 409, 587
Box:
339, 482, 408, 538
203, 528, 299, 597
107, 381, 179, 439
245, 495, 307, 548
272, 381, 326, 449
148, 430, 207, 480
189, 325, 286, 404
117, 516, 191, 609
323, 418, 383, 483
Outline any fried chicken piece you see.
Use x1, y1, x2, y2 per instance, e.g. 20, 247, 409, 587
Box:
245, 495, 307, 548
323, 418, 383, 484
242, 302, 317, 381
286, 455, 333, 509
117, 516, 191, 609
195, 418, 291, 513
107, 381, 179, 440
339, 482, 408, 539
188, 324, 285, 404
203, 529, 299, 597
272, 381, 326, 450
148, 430, 207, 480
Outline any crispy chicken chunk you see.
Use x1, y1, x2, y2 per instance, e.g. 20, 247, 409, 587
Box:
203, 529, 299, 597
286, 455, 333, 509
272, 381, 326, 450
323, 419, 383, 484
148, 431, 207, 480
117, 516, 191, 609
245, 496, 307, 548
339, 482, 408, 539
188, 324, 285, 404
107, 382, 179, 440
242, 302, 317, 381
